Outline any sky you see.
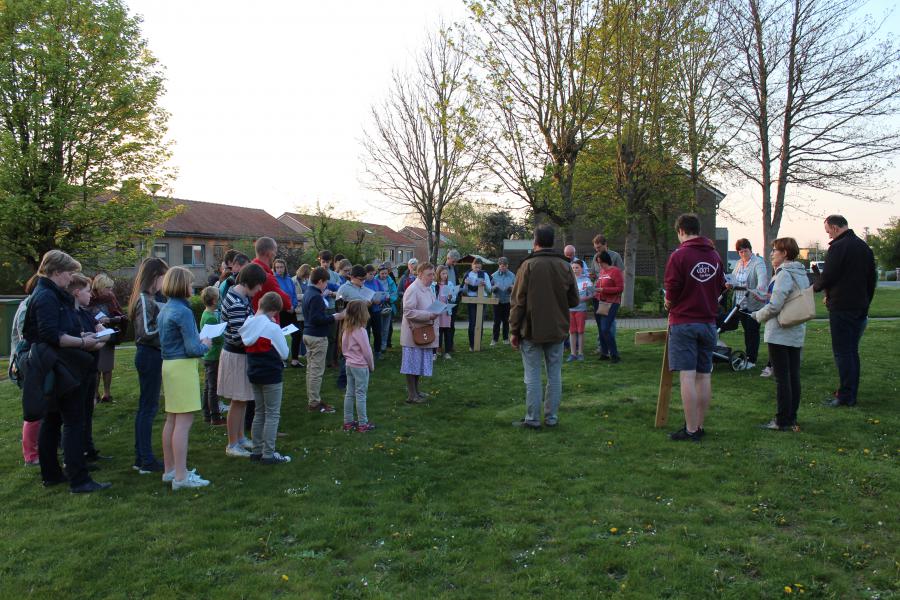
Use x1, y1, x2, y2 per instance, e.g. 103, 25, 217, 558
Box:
129, 0, 899, 252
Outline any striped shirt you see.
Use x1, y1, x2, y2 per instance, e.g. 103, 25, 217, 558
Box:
221, 288, 252, 353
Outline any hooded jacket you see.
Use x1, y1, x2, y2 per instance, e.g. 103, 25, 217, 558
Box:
753, 261, 809, 348
664, 237, 726, 325
240, 314, 289, 385
509, 249, 580, 344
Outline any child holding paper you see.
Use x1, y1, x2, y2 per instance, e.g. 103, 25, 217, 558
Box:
568, 261, 593, 362
341, 300, 376, 432
434, 266, 456, 358
363, 264, 386, 358
240, 291, 291, 464
463, 258, 491, 351
199, 286, 226, 425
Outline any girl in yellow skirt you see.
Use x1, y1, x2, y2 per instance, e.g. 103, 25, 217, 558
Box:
158, 267, 212, 490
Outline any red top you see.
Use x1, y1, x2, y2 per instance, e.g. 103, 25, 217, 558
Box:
663, 237, 725, 325
594, 266, 624, 304
251, 258, 292, 323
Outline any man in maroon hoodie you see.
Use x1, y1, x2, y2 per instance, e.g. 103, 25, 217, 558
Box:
663, 214, 725, 442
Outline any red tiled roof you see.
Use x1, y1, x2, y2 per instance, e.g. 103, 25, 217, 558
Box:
280, 213, 414, 247
400, 226, 456, 245
162, 199, 303, 241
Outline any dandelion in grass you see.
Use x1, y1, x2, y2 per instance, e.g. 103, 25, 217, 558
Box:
609, 527, 618, 534
784, 585, 793, 594
282, 575, 289, 582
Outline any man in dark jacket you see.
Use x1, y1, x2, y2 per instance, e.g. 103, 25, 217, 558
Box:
509, 225, 579, 429
663, 214, 725, 442
813, 215, 877, 407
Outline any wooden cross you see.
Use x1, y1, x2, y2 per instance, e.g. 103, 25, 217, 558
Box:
460, 285, 498, 351
634, 329, 672, 428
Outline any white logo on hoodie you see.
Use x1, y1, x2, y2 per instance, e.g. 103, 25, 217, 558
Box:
690, 261, 718, 282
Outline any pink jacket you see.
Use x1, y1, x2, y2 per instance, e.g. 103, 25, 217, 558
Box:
342, 326, 374, 371
400, 279, 439, 348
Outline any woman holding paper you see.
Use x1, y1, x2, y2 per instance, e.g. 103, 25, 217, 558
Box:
400, 262, 442, 403
594, 252, 624, 363
463, 258, 492, 351
88, 273, 125, 404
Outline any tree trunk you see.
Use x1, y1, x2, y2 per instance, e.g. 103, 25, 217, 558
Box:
622, 216, 640, 309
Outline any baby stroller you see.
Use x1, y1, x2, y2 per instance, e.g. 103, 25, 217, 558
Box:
712, 292, 751, 371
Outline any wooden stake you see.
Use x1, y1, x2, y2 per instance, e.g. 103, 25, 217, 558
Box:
634, 329, 672, 428
460, 285, 498, 351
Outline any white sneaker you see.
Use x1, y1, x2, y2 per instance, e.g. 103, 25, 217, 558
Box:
490, 340, 497, 347
163, 468, 196, 483
239, 437, 253, 450
760, 366, 773, 377
503, 339, 510, 345
741, 361, 756, 371
225, 444, 251, 458
444, 353, 452, 360
218, 401, 229, 414
432, 353, 438, 361
172, 471, 210, 490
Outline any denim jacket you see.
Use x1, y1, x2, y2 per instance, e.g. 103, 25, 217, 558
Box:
491, 270, 516, 303
158, 297, 209, 360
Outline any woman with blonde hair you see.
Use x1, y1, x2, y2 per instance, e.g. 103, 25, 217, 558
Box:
157, 267, 212, 489
399, 262, 442, 404
88, 273, 126, 404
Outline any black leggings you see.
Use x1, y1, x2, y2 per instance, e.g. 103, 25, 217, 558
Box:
769, 343, 802, 427
739, 311, 761, 363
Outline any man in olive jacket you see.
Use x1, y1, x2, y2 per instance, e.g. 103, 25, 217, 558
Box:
509, 225, 580, 429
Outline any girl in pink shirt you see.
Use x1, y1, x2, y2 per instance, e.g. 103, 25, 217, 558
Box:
341, 301, 375, 432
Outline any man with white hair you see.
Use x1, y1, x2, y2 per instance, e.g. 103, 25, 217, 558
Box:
564, 245, 588, 271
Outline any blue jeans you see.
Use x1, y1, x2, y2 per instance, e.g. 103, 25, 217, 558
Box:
520, 340, 564, 425
829, 309, 868, 405
134, 344, 162, 466
594, 299, 616, 348
380, 311, 392, 352
599, 303, 620, 358
344, 366, 370, 424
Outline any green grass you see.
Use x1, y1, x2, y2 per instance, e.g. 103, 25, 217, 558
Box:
814, 287, 900, 319
1, 322, 898, 599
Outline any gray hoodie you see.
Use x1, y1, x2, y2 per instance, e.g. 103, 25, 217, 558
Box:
752, 261, 809, 348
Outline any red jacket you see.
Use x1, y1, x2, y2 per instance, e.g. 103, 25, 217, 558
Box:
251, 258, 292, 324
594, 266, 624, 304
664, 237, 725, 325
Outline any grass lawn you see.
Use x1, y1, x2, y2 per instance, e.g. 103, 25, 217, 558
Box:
818, 287, 900, 319
0, 321, 897, 598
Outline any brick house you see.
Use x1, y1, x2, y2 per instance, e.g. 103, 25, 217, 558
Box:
277, 212, 417, 266
398, 226, 460, 263
116, 198, 305, 291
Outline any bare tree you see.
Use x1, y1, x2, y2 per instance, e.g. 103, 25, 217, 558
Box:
722, 0, 900, 251
362, 27, 485, 264
468, 0, 613, 243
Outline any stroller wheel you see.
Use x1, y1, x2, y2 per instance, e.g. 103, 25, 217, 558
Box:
730, 350, 747, 371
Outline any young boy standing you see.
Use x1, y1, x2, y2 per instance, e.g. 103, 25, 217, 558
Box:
240, 291, 291, 464
199, 286, 225, 425
303, 267, 346, 414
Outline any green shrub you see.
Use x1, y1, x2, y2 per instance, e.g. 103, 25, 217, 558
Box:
633, 276, 660, 305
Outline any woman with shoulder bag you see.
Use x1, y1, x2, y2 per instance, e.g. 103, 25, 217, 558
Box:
400, 262, 442, 404
752, 237, 810, 432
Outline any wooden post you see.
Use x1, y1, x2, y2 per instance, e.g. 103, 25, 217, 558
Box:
634, 329, 672, 428
460, 286, 498, 351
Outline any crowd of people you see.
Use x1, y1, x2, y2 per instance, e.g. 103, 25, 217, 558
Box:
9, 213, 876, 492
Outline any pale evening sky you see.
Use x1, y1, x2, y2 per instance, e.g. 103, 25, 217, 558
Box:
129, 0, 900, 252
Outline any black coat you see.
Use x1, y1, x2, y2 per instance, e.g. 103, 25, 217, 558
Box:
813, 229, 877, 313
23, 277, 80, 345
20, 343, 89, 421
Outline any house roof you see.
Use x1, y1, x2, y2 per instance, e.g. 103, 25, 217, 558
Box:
162, 198, 304, 242
279, 213, 414, 247
399, 226, 456, 245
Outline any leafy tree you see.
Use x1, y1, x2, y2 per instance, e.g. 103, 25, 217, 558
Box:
869, 217, 900, 270
478, 210, 529, 258
299, 202, 382, 266
0, 0, 175, 272
441, 199, 480, 256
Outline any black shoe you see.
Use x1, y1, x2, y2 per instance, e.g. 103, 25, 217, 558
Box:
669, 426, 701, 442
825, 397, 856, 408
697, 427, 706, 438
610, 356, 621, 364
544, 421, 558, 428
249, 453, 262, 462
70, 480, 112, 494
85, 452, 113, 462
512, 419, 541, 430
598, 354, 610, 361
42, 475, 68, 488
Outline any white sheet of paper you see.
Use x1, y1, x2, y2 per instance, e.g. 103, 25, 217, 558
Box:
360, 286, 375, 302
94, 311, 107, 321
281, 323, 299, 336
199, 323, 227, 339
94, 328, 116, 338
426, 300, 451, 314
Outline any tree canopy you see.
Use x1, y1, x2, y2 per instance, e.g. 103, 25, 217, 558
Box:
0, 0, 175, 272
